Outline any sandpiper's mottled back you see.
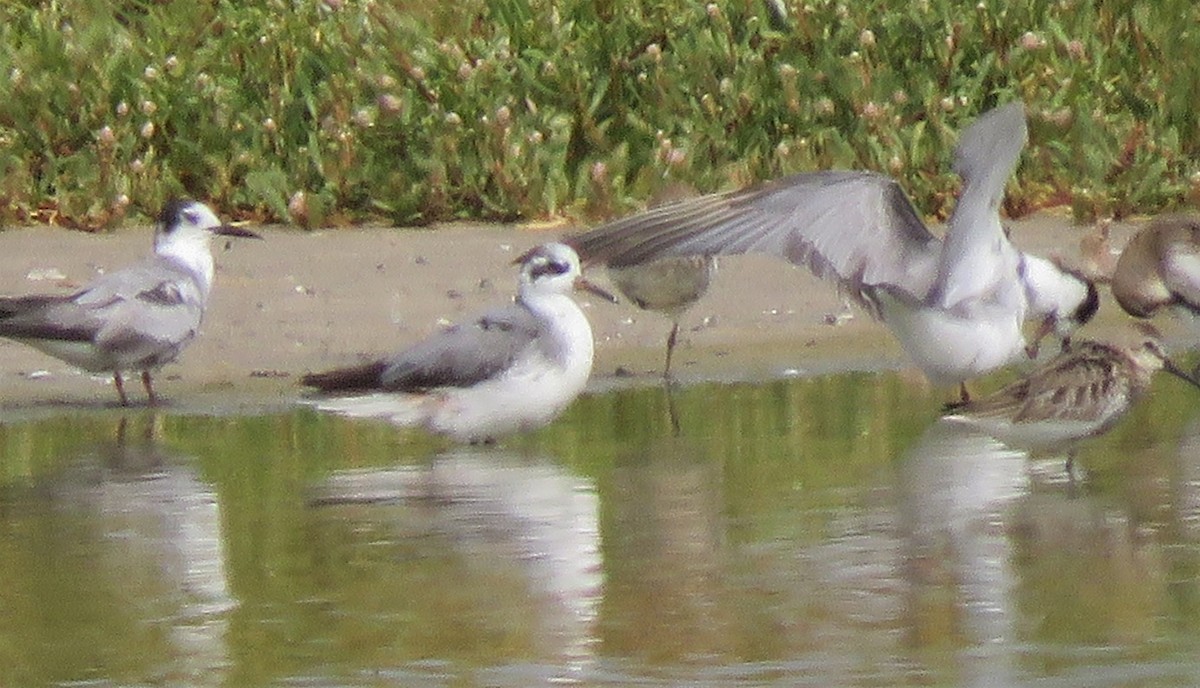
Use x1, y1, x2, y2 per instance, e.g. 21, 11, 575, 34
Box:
943, 331, 1200, 467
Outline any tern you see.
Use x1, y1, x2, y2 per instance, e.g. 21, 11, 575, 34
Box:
301, 242, 617, 444
0, 199, 261, 405
566, 102, 1098, 401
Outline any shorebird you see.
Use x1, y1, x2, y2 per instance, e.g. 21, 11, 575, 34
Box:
301, 242, 617, 444
566, 102, 1098, 401
567, 182, 716, 378
1111, 214, 1200, 326
942, 332, 1200, 468
0, 199, 260, 405
604, 255, 716, 376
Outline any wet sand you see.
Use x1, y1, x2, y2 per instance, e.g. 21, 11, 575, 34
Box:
0, 211, 1156, 411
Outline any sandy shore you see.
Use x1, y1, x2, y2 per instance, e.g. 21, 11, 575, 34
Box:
0, 210, 1151, 411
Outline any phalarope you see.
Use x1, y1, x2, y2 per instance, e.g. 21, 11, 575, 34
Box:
302, 242, 617, 444
566, 102, 1098, 401
0, 200, 260, 405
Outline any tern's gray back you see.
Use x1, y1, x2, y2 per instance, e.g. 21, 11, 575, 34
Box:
0, 254, 207, 368
380, 301, 542, 391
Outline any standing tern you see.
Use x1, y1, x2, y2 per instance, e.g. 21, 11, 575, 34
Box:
301, 242, 617, 444
566, 102, 1098, 401
0, 199, 261, 405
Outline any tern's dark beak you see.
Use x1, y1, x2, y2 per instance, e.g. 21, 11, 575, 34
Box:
1025, 314, 1057, 359
212, 224, 263, 240
574, 275, 618, 304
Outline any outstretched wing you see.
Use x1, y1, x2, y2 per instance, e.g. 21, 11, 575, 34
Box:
932, 101, 1028, 309
566, 170, 941, 311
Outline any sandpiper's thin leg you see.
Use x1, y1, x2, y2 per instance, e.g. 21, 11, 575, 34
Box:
142, 371, 158, 406
958, 382, 971, 405
113, 372, 129, 406
664, 321, 680, 378
663, 378, 681, 437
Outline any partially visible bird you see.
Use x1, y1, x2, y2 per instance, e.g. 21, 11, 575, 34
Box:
567, 182, 716, 378
566, 102, 1098, 402
1021, 254, 1099, 358
301, 243, 617, 444
1111, 214, 1200, 326
0, 199, 261, 405
604, 255, 716, 377
943, 331, 1199, 468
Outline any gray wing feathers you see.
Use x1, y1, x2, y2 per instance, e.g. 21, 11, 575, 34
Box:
300, 360, 389, 392
0, 293, 94, 340
950, 101, 1028, 211
378, 303, 541, 391
567, 170, 940, 309
0, 259, 204, 353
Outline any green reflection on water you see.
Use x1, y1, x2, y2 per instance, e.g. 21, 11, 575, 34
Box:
0, 370, 1197, 686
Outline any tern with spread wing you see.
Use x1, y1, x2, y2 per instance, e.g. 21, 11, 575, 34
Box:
302, 242, 617, 444
567, 102, 1098, 401
0, 199, 261, 405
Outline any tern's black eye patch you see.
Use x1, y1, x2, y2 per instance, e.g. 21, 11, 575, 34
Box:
158, 198, 194, 233
529, 259, 570, 280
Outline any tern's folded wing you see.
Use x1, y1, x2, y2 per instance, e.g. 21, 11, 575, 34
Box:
378, 303, 542, 392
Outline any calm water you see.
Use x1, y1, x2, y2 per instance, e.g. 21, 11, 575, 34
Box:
2, 370, 1200, 687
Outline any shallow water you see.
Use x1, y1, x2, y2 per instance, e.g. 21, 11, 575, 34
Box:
2, 369, 1200, 687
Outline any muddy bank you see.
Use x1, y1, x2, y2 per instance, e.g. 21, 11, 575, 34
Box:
0, 211, 1156, 410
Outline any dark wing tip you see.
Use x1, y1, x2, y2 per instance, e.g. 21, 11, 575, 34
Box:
301, 360, 388, 392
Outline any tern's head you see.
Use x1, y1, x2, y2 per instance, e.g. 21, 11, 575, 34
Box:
1023, 255, 1099, 357
154, 199, 261, 254
515, 243, 617, 303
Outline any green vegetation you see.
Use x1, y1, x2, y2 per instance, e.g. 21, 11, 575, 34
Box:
1, 0, 1198, 229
